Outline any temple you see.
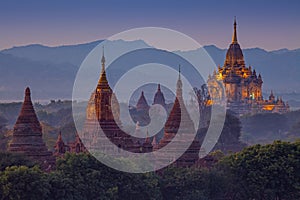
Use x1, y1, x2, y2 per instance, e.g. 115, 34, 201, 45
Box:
80, 52, 200, 167
132, 91, 151, 126
8, 87, 55, 170
53, 131, 87, 156
207, 18, 289, 115
156, 67, 200, 167
136, 91, 150, 112
153, 84, 166, 108
82, 49, 145, 154
8, 19, 290, 170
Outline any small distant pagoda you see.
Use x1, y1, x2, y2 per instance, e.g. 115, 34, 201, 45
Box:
136, 91, 150, 112
8, 87, 55, 170
54, 131, 87, 156
153, 84, 166, 108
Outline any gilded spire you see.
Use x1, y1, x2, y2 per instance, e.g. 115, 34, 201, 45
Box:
232, 16, 238, 44
98, 46, 109, 87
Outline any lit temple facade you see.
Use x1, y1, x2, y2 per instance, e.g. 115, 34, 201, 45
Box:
81, 50, 145, 154
207, 18, 289, 115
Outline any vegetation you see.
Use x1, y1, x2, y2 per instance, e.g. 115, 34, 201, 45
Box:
240, 111, 300, 144
0, 141, 299, 200
218, 140, 300, 199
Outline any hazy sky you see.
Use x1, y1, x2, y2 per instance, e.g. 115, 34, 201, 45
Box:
1, 0, 300, 51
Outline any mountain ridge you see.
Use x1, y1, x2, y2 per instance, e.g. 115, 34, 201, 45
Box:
0, 39, 300, 102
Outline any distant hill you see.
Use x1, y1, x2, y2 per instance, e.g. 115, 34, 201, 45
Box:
1, 40, 300, 102
0, 52, 77, 100
1, 40, 102, 66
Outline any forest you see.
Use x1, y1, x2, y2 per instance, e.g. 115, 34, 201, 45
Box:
0, 140, 299, 200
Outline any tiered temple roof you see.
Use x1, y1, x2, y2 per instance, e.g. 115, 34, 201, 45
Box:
153, 84, 166, 107
157, 67, 200, 167
136, 91, 150, 112
83, 49, 142, 153
8, 87, 55, 170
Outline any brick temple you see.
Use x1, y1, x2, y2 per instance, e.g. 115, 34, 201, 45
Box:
81, 50, 145, 154
155, 67, 200, 167
8, 87, 55, 170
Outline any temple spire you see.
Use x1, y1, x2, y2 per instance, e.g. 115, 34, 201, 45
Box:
98, 46, 109, 87
232, 17, 238, 44
178, 64, 181, 80
101, 46, 105, 73
176, 65, 182, 98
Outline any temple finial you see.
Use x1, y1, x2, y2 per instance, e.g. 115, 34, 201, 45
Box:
178, 64, 181, 79
58, 131, 62, 140
98, 46, 109, 85
25, 87, 31, 101
25, 87, 31, 96
232, 17, 238, 44
101, 46, 105, 73
176, 64, 183, 98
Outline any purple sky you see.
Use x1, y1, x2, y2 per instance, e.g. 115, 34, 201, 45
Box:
1, 0, 300, 51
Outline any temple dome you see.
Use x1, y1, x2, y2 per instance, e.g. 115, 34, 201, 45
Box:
224, 43, 245, 67
224, 18, 245, 67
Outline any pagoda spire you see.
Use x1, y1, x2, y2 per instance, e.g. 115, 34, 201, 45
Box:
176, 65, 183, 98
232, 16, 238, 44
101, 46, 105, 73
58, 131, 63, 141
97, 46, 109, 88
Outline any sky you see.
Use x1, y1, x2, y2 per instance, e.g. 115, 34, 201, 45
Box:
0, 0, 300, 51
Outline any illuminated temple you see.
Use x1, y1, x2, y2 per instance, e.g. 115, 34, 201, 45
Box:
82, 50, 144, 154
207, 18, 289, 115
